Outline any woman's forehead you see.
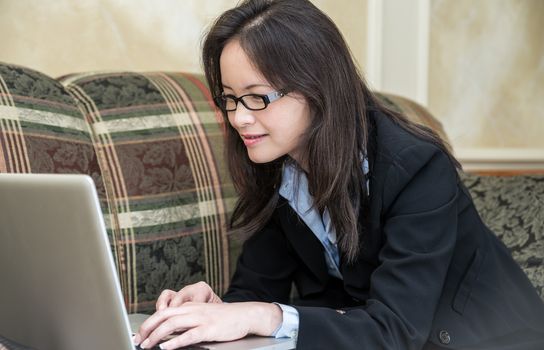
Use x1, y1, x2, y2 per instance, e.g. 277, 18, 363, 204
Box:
219, 40, 270, 90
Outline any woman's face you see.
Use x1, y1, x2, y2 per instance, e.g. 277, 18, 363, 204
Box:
219, 39, 311, 165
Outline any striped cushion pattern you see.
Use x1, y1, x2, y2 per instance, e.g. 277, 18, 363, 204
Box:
0, 63, 105, 195
61, 72, 236, 313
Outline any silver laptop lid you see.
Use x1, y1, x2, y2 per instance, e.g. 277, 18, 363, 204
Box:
0, 174, 134, 350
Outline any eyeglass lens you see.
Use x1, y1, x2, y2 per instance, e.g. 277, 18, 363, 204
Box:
224, 95, 266, 111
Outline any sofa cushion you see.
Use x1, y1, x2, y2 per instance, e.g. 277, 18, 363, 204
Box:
0, 64, 102, 181
0, 62, 110, 232
60, 72, 236, 312
461, 172, 544, 298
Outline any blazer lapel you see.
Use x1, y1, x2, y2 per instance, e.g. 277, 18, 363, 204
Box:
276, 199, 330, 285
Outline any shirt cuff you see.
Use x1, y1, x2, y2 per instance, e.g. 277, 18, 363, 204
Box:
271, 303, 299, 340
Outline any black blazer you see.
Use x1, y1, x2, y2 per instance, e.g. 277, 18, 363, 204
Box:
222, 111, 544, 349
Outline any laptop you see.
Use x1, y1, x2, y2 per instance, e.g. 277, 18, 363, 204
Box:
0, 174, 295, 350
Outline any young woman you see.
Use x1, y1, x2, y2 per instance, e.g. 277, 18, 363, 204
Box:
134, 0, 544, 349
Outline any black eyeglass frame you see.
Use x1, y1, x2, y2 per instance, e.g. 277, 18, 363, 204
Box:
213, 90, 288, 112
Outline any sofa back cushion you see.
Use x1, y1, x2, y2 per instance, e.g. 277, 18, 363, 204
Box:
0, 63, 110, 239
60, 72, 236, 312
0, 63, 102, 181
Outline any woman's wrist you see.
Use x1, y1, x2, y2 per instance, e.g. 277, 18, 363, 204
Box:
246, 302, 283, 336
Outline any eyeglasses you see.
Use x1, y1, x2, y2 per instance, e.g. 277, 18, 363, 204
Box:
213, 90, 288, 112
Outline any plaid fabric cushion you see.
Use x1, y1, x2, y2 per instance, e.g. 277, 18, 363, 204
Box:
60, 72, 236, 313
0, 63, 237, 314
0, 63, 102, 180
0, 63, 108, 217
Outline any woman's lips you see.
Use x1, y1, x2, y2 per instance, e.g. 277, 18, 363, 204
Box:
242, 134, 267, 146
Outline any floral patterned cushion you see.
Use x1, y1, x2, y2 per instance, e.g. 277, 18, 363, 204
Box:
461, 172, 544, 298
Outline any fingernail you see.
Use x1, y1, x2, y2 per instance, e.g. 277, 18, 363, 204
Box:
133, 334, 141, 345
159, 344, 166, 350
140, 339, 150, 349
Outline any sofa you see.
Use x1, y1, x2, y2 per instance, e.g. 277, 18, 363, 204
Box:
0, 62, 542, 348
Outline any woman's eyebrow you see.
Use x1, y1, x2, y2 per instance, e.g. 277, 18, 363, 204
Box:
222, 83, 271, 90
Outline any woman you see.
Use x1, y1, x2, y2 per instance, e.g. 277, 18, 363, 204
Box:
134, 0, 544, 349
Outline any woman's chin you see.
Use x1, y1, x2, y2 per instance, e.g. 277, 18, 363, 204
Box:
247, 151, 283, 164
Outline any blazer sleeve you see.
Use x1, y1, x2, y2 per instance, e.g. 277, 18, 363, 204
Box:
222, 215, 296, 304
294, 143, 460, 350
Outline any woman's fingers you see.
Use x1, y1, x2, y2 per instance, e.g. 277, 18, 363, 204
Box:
139, 305, 213, 349
166, 289, 195, 308
137, 303, 254, 349
140, 314, 199, 349
158, 327, 206, 350
136, 307, 189, 345
156, 289, 177, 311
158, 282, 222, 310
169, 285, 200, 307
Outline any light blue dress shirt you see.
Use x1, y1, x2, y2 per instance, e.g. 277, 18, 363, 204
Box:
271, 159, 369, 341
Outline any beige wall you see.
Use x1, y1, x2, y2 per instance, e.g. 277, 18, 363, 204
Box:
316, 0, 367, 72
429, 0, 544, 150
0, 0, 366, 78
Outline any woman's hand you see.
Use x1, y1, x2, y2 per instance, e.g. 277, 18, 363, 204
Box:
134, 301, 283, 349
155, 281, 222, 310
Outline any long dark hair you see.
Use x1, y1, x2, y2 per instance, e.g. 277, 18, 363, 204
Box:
202, 0, 459, 263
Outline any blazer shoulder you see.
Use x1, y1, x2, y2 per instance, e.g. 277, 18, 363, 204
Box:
367, 111, 459, 213
369, 110, 435, 161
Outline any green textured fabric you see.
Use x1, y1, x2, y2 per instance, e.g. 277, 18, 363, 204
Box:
461, 173, 544, 298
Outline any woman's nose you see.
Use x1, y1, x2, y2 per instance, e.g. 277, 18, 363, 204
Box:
230, 103, 255, 127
